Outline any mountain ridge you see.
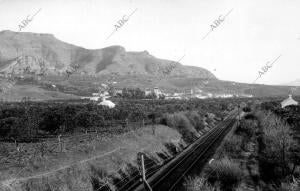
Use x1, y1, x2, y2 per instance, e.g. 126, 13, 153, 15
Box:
0, 30, 216, 79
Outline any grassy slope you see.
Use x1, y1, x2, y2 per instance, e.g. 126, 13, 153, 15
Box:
0, 84, 79, 101
0, 125, 185, 191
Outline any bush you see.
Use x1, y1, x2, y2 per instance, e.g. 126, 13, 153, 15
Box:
207, 158, 243, 190
257, 111, 298, 182
279, 178, 300, 191
216, 135, 243, 159
0, 143, 9, 156
235, 119, 256, 138
185, 111, 205, 132
244, 113, 256, 120
160, 113, 198, 143
242, 107, 251, 112
184, 176, 220, 191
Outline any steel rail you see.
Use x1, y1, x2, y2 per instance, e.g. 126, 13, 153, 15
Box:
167, 119, 236, 191
150, 113, 237, 190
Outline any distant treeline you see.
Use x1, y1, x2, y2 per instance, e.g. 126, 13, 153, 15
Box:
0, 98, 245, 141
116, 88, 158, 99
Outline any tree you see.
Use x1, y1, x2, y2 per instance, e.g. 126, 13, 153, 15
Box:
259, 112, 298, 180
40, 108, 63, 134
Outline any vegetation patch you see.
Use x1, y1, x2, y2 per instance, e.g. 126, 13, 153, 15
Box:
183, 105, 263, 191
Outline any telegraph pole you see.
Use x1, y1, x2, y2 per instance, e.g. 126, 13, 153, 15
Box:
140, 154, 152, 191
237, 104, 241, 126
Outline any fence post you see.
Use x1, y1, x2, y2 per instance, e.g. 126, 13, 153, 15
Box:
58, 134, 62, 152
237, 105, 241, 126
141, 154, 152, 191
41, 143, 45, 157
16, 141, 21, 165
152, 125, 155, 135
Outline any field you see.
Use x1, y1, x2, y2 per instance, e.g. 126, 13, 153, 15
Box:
0, 98, 247, 191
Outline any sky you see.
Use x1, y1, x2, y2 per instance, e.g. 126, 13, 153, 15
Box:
0, 0, 300, 85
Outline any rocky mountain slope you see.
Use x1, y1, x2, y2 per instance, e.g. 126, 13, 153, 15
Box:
0, 30, 215, 79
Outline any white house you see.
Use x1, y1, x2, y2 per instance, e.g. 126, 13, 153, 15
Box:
98, 96, 115, 108
145, 88, 152, 96
165, 96, 182, 100
195, 95, 208, 99
115, 89, 123, 95
281, 95, 298, 108
90, 97, 100, 101
153, 87, 162, 97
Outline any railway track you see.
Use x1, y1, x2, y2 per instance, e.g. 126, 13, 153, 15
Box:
122, 109, 239, 191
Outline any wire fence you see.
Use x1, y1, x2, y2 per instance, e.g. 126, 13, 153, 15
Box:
0, 123, 161, 190
0, 140, 173, 191
0, 118, 170, 189
0, 120, 154, 166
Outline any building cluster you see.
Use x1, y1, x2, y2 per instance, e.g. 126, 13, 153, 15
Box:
163, 88, 253, 100
81, 85, 115, 108
145, 87, 163, 98
81, 86, 255, 104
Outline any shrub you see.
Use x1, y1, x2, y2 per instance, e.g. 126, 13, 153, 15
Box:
184, 176, 220, 191
216, 135, 243, 159
0, 143, 9, 156
207, 158, 243, 190
257, 111, 298, 182
242, 107, 251, 112
185, 111, 205, 132
160, 113, 197, 143
244, 113, 256, 120
279, 178, 300, 191
235, 119, 256, 138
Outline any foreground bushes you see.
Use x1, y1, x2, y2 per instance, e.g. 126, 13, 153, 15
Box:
185, 158, 243, 191
184, 177, 220, 191
279, 177, 300, 191
207, 158, 243, 191
256, 111, 300, 186
184, 111, 205, 132
216, 135, 243, 159
160, 112, 199, 143
235, 118, 256, 138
